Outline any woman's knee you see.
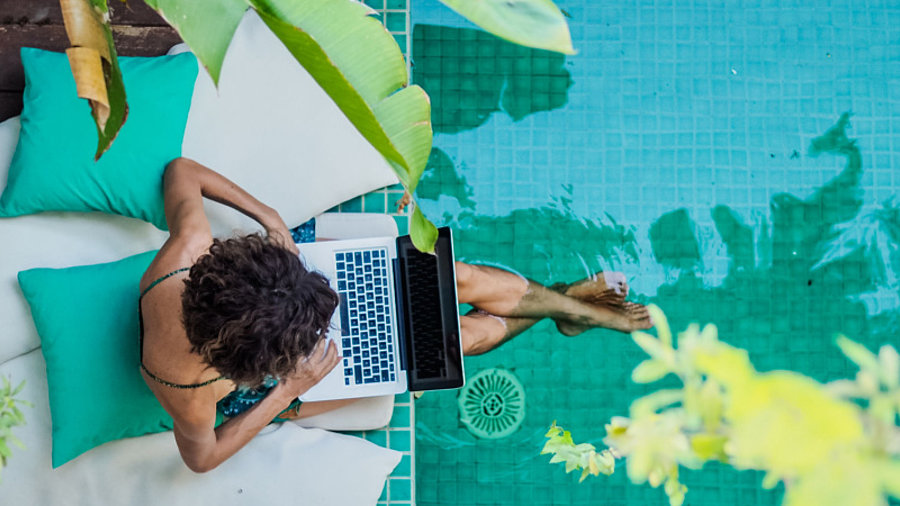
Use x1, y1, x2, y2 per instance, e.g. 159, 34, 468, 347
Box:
455, 262, 473, 286
460, 315, 486, 355
461, 331, 489, 356
460, 313, 506, 356
455, 262, 477, 302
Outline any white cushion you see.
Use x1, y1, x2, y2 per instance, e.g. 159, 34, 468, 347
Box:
316, 212, 399, 240
295, 394, 395, 431
0, 115, 17, 189
169, 9, 400, 236
0, 350, 401, 505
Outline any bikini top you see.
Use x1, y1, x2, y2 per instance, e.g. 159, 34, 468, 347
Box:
138, 267, 226, 389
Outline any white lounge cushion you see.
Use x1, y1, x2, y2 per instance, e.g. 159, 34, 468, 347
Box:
0, 350, 401, 505
169, 9, 400, 236
0, 115, 17, 188
316, 212, 399, 240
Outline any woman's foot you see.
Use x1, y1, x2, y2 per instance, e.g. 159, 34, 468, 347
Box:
551, 271, 628, 306
556, 302, 652, 336
551, 272, 650, 335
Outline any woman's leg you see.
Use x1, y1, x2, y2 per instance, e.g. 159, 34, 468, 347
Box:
460, 310, 540, 355
456, 262, 651, 329
455, 263, 651, 354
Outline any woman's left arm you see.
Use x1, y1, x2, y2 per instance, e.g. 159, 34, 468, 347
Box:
164, 157, 298, 254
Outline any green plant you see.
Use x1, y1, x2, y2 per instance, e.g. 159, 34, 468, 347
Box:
0, 376, 30, 480
542, 306, 900, 506
58, 0, 573, 252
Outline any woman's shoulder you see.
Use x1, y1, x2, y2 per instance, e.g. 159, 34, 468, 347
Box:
140, 233, 212, 293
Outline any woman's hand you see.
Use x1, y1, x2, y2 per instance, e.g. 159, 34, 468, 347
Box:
265, 221, 299, 255
272, 338, 341, 402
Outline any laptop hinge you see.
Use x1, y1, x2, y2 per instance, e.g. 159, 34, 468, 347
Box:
392, 257, 410, 374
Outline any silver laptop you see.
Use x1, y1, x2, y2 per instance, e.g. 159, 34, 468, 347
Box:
298, 227, 465, 401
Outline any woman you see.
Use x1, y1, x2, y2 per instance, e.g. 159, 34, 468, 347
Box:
141, 157, 650, 472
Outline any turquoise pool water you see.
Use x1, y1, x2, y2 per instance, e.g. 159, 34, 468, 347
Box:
410, 0, 900, 504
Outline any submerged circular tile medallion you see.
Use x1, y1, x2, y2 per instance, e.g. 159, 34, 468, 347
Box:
458, 368, 526, 439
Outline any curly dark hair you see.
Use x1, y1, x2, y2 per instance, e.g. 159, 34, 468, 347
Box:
181, 234, 338, 387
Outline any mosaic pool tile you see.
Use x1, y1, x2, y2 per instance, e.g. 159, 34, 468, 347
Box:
410, 0, 900, 505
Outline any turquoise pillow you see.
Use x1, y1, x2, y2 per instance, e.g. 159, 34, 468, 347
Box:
18, 251, 175, 467
0, 48, 198, 229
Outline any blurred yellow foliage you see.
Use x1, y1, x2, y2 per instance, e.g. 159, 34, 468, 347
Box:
542, 305, 900, 506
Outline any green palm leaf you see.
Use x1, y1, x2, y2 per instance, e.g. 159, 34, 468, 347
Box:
141, 0, 248, 85
144, 0, 438, 251
437, 0, 575, 54
64, 0, 573, 250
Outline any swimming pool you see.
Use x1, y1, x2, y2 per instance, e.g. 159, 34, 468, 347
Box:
409, 0, 900, 504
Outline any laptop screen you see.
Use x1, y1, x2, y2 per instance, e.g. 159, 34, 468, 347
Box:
395, 227, 464, 391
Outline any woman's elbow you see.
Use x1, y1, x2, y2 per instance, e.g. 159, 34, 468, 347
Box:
164, 157, 207, 186
165, 157, 190, 177
183, 455, 219, 474
178, 441, 221, 474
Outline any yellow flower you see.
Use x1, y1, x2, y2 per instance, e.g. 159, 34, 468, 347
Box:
603, 412, 695, 487
783, 450, 895, 506
543, 422, 615, 481
695, 341, 864, 478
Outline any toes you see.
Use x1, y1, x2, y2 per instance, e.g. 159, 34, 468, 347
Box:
624, 302, 650, 318
594, 288, 626, 302
563, 271, 633, 301
621, 304, 652, 331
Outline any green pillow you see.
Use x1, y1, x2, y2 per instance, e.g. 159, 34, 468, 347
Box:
18, 251, 175, 467
0, 48, 198, 229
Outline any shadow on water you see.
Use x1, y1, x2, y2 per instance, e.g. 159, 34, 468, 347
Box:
431, 186, 641, 282
418, 147, 640, 280
418, 115, 897, 368
649, 113, 892, 378
413, 113, 900, 504
412, 24, 574, 133
415, 148, 477, 209
649, 208, 703, 271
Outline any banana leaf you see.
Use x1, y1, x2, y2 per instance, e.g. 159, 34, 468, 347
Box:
141, 0, 247, 84
60, 0, 574, 250
59, 0, 128, 159
141, 0, 439, 251
437, 0, 575, 54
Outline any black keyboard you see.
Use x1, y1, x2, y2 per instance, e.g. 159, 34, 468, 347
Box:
404, 252, 445, 379
335, 248, 397, 386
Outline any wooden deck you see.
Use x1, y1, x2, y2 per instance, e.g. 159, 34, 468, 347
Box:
0, 0, 182, 121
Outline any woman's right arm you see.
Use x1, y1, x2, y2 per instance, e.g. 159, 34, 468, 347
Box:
171, 338, 341, 473
163, 157, 298, 253
147, 156, 286, 281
